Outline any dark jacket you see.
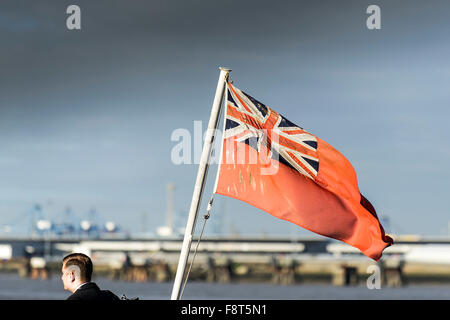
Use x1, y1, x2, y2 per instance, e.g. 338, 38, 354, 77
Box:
67, 282, 120, 301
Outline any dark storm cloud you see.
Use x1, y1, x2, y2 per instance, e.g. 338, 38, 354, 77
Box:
1, 0, 450, 235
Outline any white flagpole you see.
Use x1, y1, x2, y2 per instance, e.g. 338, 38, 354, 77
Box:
170, 67, 231, 300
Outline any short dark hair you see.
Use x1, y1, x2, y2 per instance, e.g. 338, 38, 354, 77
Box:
63, 253, 93, 282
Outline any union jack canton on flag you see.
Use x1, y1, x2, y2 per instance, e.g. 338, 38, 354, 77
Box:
224, 83, 319, 180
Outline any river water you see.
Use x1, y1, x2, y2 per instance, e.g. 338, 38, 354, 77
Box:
0, 273, 449, 300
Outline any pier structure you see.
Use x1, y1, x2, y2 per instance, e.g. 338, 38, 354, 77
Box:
1, 235, 450, 286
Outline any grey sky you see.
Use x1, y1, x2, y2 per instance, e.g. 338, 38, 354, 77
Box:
1, 0, 450, 237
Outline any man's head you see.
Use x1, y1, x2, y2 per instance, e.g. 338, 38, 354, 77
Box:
61, 253, 93, 293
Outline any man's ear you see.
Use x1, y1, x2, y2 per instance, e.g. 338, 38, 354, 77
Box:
70, 271, 76, 282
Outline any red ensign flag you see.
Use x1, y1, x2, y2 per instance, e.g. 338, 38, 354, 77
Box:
215, 83, 393, 261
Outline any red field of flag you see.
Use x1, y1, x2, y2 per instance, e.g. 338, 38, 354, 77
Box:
215, 83, 393, 261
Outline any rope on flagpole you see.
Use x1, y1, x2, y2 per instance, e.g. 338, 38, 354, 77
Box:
179, 196, 214, 299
